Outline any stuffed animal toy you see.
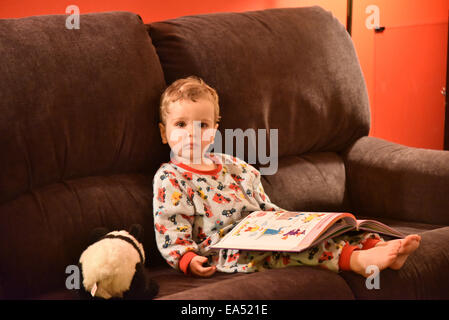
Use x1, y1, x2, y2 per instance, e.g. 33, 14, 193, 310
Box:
78, 224, 158, 300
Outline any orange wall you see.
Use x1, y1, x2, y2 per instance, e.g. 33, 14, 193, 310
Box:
269, 0, 346, 26
0, 0, 271, 21
0, 0, 345, 24
352, 0, 449, 142
0, 0, 343, 22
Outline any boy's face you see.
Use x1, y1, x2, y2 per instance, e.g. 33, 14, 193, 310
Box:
159, 98, 219, 163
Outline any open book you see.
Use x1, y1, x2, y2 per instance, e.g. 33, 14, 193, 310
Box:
211, 211, 406, 252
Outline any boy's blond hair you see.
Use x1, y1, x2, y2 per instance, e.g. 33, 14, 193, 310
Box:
159, 76, 221, 125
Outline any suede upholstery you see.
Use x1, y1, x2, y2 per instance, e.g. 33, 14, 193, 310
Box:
343, 136, 449, 225
0, 7, 448, 300
0, 11, 167, 298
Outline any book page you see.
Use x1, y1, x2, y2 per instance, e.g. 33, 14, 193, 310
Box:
295, 212, 356, 250
307, 220, 355, 249
357, 219, 405, 238
212, 211, 352, 252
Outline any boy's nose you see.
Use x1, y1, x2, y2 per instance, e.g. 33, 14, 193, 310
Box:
187, 122, 201, 137
187, 126, 194, 137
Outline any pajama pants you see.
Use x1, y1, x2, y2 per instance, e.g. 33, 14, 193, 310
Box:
234, 231, 385, 273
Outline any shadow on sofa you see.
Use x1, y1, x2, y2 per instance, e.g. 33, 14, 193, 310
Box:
0, 7, 448, 300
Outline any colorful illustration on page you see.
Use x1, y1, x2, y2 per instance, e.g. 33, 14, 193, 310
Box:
232, 220, 250, 236
281, 228, 306, 240
302, 213, 326, 223
275, 211, 305, 221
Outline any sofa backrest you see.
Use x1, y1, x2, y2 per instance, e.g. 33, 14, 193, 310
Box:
0, 11, 166, 298
148, 6, 371, 161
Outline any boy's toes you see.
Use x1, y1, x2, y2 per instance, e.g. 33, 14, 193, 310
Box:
399, 235, 421, 254
389, 235, 421, 270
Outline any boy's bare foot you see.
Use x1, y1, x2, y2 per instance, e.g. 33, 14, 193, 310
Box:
349, 241, 401, 277
389, 234, 421, 270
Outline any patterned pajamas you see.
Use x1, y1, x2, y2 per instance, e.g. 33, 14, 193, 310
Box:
152, 152, 384, 275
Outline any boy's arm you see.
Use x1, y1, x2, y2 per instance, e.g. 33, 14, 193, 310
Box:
228, 154, 284, 212
251, 168, 284, 212
153, 168, 199, 274
234, 157, 284, 212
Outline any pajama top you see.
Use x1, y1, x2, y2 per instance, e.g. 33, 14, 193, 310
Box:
152, 152, 282, 273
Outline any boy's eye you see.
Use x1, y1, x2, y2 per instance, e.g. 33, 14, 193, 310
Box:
174, 121, 209, 128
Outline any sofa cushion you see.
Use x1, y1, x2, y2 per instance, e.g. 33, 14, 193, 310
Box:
154, 266, 355, 300
0, 11, 166, 204
0, 11, 168, 298
340, 226, 449, 299
0, 173, 167, 299
148, 6, 370, 162
35, 265, 355, 300
261, 152, 351, 212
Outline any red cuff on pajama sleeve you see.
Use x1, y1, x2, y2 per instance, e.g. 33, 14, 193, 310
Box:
361, 238, 382, 250
179, 251, 198, 275
338, 243, 360, 271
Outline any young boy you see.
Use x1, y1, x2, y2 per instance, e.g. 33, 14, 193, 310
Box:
153, 76, 421, 278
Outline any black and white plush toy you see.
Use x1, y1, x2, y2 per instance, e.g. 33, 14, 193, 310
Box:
78, 224, 158, 300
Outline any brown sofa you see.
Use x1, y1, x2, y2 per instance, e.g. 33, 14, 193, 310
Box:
1, 7, 448, 300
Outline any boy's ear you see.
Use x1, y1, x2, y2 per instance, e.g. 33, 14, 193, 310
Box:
159, 122, 167, 144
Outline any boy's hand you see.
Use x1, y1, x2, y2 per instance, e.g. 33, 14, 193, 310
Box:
189, 255, 216, 277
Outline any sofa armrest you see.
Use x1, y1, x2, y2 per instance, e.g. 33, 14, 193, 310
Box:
342, 136, 449, 225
